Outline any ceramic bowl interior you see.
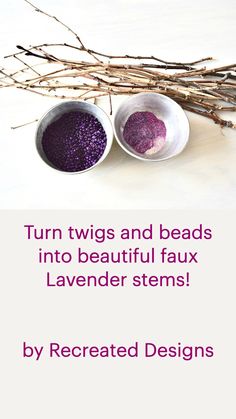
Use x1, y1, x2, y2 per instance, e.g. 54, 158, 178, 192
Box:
36, 101, 113, 173
114, 93, 190, 161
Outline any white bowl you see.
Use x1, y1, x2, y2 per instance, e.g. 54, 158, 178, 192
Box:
36, 101, 113, 174
113, 93, 190, 161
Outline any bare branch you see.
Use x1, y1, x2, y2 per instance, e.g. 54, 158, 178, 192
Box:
24, 0, 85, 48
1, 2, 235, 129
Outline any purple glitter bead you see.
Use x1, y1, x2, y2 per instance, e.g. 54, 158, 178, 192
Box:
42, 111, 107, 172
123, 111, 166, 155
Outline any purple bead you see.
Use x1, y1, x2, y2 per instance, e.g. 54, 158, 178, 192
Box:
42, 111, 107, 172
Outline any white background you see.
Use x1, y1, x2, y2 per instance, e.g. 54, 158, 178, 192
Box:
0, 0, 236, 209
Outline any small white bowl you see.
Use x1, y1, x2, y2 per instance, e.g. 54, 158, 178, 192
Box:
36, 101, 113, 174
113, 93, 190, 161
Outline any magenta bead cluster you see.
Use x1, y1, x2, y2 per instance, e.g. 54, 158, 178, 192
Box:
42, 111, 107, 172
123, 111, 166, 155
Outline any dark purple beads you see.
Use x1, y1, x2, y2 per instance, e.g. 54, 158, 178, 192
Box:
42, 111, 107, 172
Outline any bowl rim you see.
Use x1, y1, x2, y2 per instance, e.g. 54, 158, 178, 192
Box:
113, 92, 190, 162
35, 100, 114, 174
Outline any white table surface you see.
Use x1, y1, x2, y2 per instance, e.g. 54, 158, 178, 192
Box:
0, 0, 235, 209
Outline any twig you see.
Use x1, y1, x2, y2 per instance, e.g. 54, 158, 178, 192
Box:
24, 0, 85, 48
14, 54, 41, 76
11, 118, 39, 129
1, 1, 235, 128
108, 93, 112, 115
180, 103, 236, 128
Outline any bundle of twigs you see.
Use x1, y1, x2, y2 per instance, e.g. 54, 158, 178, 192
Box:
1, 0, 236, 128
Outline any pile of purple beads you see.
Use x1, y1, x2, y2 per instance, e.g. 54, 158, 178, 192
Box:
42, 111, 107, 172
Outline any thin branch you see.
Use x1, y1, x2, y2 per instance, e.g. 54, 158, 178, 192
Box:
11, 118, 39, 129
14, 55, 41, 76
24, 0, 85, 48
1, 2, 235, 129
108, 93, 112, 115
180, 103, 236, 128
87, 48, 213, 67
